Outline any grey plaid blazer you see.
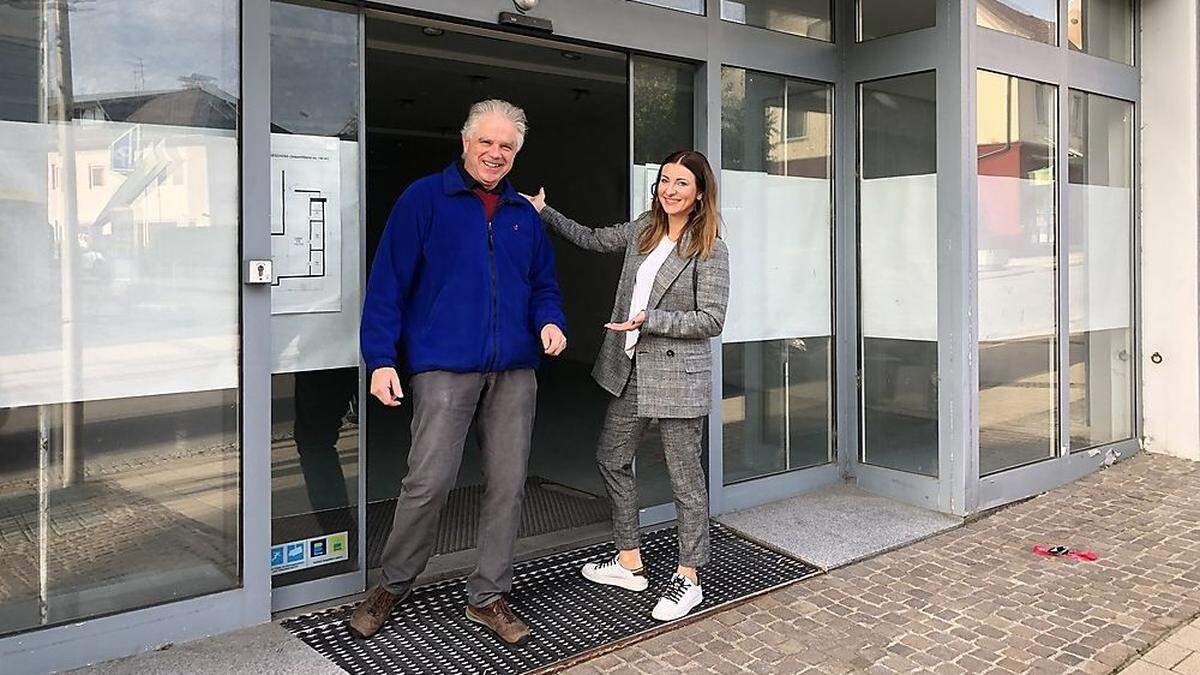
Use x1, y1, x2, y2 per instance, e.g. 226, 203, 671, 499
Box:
540, 206, 730, 419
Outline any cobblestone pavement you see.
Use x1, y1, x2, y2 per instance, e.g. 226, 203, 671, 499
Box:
566, 453, 1200, 674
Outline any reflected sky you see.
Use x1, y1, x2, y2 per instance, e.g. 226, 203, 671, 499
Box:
42, 0, 238, 99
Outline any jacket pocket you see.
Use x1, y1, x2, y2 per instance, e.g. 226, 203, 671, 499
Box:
683, 354, 710, 374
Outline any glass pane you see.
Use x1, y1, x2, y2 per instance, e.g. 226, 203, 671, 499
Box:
977, 0, 1057, 44
1068, 91, 1133, 451
269, 0, 361, 585
0, 0, 240, 635
721, 0, 833, 42
859, 72, 938, 476
1067, 0, 1134, 64
976, 70, 1058, 476
631, 56, 698, 507
631, 0, 705, 15
720, 67, 833, 484
859, 0, 936, 40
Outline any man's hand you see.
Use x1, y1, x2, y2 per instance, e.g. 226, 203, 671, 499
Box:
541, 323, 566, 356
605, 310, 646, 333
520, 187, 547, 213
370, 367, 404, 407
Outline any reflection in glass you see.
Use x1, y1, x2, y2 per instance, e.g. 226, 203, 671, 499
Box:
631, 0, 705, 15
977, 0, 1057, 44
721, 0, 833, 42
0, 0, 240, 636
859, 73, 938, 476
269, 0, 362, 587
976, 70, 1058, 475
720, 67, 833, 484
631, 56, 698, 507
1068, 91, 1134, 451
1067, 0, 1134, 64
859, 0, 936, 41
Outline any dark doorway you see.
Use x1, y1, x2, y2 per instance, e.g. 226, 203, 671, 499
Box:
362, 14, 630, 571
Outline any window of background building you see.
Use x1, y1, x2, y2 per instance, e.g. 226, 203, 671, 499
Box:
976, 70, 1058, 476
1068, 90, 1134, 451
858, 0, 936, 41
858, 72, 939, 476
1067, 0, 1134, 64
720, 66, 834, 484
977, 0, 1058, 45
89, 165, 105, 189
0, 0, 241, 637
722, 0, 833, 42
631, 0, 705, 15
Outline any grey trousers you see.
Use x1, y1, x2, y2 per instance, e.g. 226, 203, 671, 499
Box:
598, 369, 710, 568
378, 369, 536, 608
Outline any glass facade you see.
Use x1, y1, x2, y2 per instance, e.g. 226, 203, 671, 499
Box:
1068, 0, 1135, 64
858, 0, 937, 41
722, 0, 833, 42
858, 72, 939, 476
0, 0, 240, 636
1068, 91, 1135, 451
269, 0, 362, 586
976, 70, 1058, 476
720, 67, 834, 484
631, 56, 699, 506
978, 0, 1058, 44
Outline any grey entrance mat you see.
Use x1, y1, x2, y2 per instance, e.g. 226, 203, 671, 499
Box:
367, 477, 611, 566
717, 483, 962, 570
282, 522, 821, 675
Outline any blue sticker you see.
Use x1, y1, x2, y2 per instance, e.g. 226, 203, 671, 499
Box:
310, 539, 327, 557
270, 546, 285, 567
286, 542, 305, 564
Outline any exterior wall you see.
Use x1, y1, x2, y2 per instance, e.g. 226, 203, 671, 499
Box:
1141, 0, 1200, 461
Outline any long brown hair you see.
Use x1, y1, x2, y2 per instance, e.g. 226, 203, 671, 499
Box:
638, 150, 721, 260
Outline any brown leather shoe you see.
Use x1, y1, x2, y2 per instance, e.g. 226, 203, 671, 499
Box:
347, 585, 402, 639
465, 596, 531, 646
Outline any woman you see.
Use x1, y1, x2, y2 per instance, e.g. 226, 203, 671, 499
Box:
524, 150, 729, 621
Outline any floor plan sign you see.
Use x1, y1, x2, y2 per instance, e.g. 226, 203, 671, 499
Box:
270, 134, 342, 315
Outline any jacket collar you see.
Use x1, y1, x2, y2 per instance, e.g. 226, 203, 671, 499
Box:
441, 161, 522, 204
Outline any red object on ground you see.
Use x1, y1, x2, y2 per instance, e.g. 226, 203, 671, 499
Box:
1033, 545, 1099, 561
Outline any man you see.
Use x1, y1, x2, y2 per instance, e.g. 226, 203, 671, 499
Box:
350, 99, 566, 645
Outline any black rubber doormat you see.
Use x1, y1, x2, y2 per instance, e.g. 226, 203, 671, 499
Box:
282, 522, 821, 674
367, 477, 611, 565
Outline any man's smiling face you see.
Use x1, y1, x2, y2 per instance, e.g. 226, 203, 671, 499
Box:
462, 112, 520, 190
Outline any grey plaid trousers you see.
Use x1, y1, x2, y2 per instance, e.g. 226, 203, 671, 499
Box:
597, 366, 710, 568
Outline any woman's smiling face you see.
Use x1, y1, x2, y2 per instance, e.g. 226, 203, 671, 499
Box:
657, 162, 699, 218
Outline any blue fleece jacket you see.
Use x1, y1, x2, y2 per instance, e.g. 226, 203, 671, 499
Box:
360, 163, 566, 375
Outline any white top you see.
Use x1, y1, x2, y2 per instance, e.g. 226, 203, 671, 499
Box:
625, 235, 677, 358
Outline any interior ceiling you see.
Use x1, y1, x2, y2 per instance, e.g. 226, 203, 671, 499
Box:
365, 16, 626, 138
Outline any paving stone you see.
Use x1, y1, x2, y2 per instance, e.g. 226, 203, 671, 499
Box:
554, 454, 1200, 675
1143, 641, 1193, 669
1174, 652, 1200, 675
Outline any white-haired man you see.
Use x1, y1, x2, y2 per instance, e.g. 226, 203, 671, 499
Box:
351, 100, 567, 645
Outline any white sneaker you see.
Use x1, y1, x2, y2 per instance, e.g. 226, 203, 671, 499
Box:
651, 573, 703, 622
581, 555, 649, 592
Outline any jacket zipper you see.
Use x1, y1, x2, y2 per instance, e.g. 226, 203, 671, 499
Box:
487, 218, 499, 372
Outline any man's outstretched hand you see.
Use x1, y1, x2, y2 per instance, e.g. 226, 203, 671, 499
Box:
370, 367, 404, 407
541, 323, 566, 356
